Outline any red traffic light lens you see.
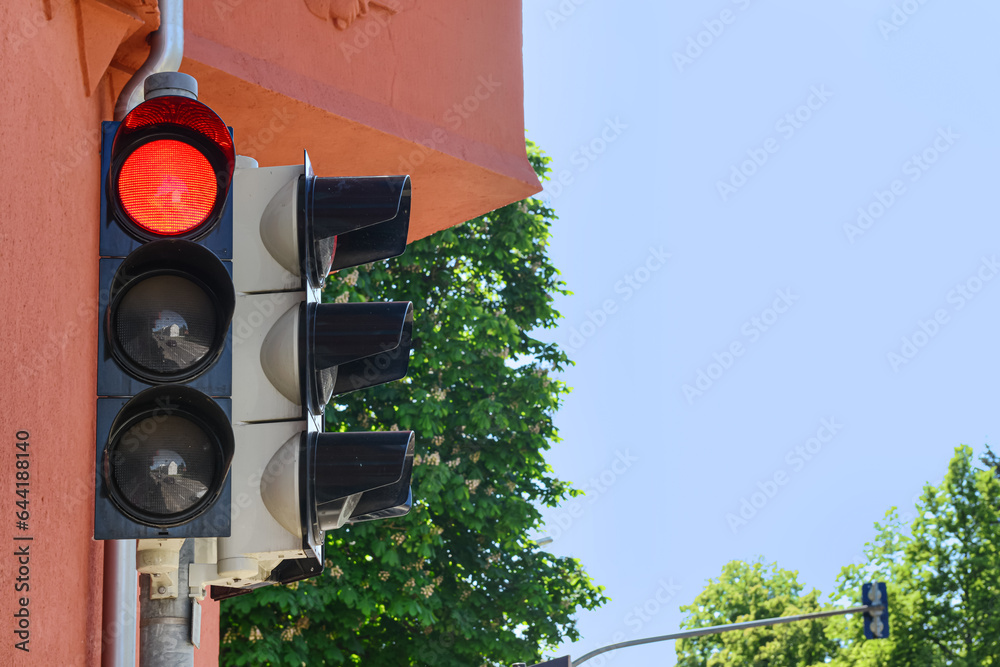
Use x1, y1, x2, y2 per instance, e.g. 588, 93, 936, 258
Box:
110, 96, 235, 240
117, 140, 218, 236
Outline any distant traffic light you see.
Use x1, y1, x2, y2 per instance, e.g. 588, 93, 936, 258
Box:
185, 153, 417, 599
526, 657, 572, 667
863, 582, 889, 639
94, 73, 236, 540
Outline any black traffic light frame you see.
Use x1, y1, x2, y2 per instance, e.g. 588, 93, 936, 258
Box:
94, 394, 234, 540
94, 111, 236, 541
99, 121, 234, 260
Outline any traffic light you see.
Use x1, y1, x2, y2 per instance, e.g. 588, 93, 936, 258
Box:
94, 73, 236, 540
186, 152, 417, 599
863, 582, 890, 639
526, 657, 572, 667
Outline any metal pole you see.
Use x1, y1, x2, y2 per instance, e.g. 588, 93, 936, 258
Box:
139, 540, 196, 667
102, 540, 138, 667
573, 605, 881, 665
113, 0, 184, 119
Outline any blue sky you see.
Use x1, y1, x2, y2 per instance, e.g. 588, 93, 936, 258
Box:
522, 1, 1000, 664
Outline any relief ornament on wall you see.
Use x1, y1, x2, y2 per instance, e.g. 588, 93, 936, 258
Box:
304, 0, 411, 31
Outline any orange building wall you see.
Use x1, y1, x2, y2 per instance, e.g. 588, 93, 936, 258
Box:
0, 2, 108, 664
115, 0, 541, 241
0, 0, 534, 665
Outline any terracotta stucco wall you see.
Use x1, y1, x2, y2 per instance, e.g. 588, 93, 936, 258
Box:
0, 1, 533, 664
1, 2, 110, 664
116, 0, 541, 241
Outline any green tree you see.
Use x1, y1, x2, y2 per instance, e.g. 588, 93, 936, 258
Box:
676, 446, 1000, 667
675, 559, 838, 667
982, 446, 999, 476
220, 141, 607, 666
833, 445, 1000, 667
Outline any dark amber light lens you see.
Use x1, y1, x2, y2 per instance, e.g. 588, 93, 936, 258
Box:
109, 415, 218, 520
117, 139, 217, 235
113, 275, 218, 379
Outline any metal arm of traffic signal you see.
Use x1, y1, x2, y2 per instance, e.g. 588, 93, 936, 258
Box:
571, 601, 886, 666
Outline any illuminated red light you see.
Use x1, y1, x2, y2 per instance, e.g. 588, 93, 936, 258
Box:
117, 140, 217, 236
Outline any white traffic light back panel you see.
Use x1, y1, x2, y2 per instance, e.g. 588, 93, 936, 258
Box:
233, 291, 305, 423
217, 421, 309, 580
187, 421, 315, 597
233, 162, 304, 294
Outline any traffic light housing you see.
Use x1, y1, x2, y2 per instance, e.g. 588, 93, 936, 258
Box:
94, 72, 418, 591
185, 152, 417, 599
863, 582, 890, 639
94, 74, 236, 540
